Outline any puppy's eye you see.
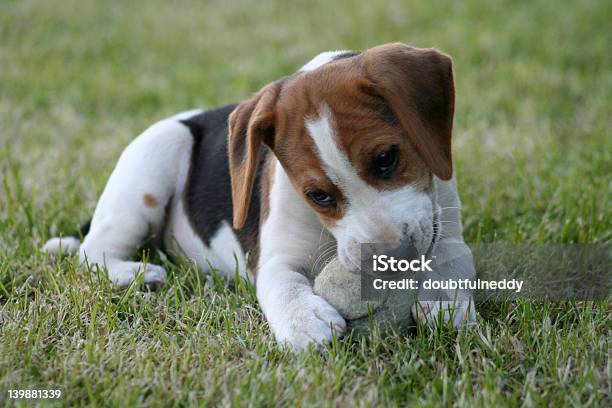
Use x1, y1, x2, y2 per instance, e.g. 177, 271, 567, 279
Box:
373, 146, 399, 179
307, 190, 336, 208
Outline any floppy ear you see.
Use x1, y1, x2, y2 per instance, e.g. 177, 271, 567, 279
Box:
362, 42, 455, 180
228, 82, 280, 229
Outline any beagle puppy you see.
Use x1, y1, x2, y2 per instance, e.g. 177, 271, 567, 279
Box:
44, 43, 476, 351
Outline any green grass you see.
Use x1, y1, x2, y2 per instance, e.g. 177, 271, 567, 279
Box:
1, 0, 610, 406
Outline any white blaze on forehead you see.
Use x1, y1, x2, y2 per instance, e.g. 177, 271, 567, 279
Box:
299, 50, 352, 72
305, 104, 369, 195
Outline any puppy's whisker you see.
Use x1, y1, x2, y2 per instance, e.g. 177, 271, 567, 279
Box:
309, 243, 337, 272
316, 246, 337, 262
312, 246, 338, 272
316, 225, 327, 247
315, 246, 335, 260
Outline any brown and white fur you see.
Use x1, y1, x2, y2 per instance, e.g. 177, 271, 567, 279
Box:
44, 43, 476, 351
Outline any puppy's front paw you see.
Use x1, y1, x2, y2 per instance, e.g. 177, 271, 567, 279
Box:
412, 299, 477, 329
271, 293, 346, 352
106, 261, 167, 290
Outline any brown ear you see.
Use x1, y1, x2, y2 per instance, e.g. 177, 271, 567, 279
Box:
228, 82, 280, 229
362, 43, 455, 180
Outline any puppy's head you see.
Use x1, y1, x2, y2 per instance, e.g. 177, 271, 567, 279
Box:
229, 43, 455, 270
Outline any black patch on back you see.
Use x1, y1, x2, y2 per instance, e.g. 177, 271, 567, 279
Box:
180, 105, 266, 261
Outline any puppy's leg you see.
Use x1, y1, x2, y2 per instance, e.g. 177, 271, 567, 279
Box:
412, 177, 477, 328
79, 115, 194, 287
411, 240, 477, 328
257, 164, 346, 351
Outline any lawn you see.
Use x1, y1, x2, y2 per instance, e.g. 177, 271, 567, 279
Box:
0, 0, 610, 406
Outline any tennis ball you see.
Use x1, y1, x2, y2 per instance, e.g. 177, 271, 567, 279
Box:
313, 257, 415, 334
